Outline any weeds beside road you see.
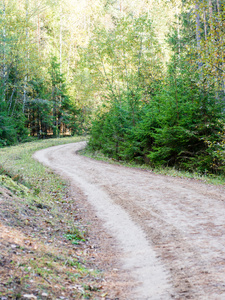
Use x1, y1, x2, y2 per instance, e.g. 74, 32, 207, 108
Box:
0, 137, 110, 300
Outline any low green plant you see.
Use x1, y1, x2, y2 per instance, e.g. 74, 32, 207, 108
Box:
64, 227, 86, 245
0, 175, 30, 196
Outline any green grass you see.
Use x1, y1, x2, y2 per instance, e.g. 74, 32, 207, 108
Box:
81, 148, 225, 186
0, 136, 85, 203
64, 226, 86, 245
5, 136, 223, 187
0, 136, 106, 299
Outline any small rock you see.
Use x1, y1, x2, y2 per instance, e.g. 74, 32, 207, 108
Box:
42, 292, 48, 297
23, 294, 37, 300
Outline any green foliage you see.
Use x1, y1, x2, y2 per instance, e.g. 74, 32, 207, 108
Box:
87, 2, 225, 175
0, 102, 28, 147
0, 175, 30, 196
0, 2, 87, 146
0, 0, 224, 176
89, 88, 142, 160
89, 57, 225, 174
0, 111, 17, 147
64, 228, 86, 245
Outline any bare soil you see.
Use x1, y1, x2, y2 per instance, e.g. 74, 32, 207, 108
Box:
34, 141, 225, 300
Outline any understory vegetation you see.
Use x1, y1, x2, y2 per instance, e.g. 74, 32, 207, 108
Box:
88, 64, 225, 174
86, 2, 225, 175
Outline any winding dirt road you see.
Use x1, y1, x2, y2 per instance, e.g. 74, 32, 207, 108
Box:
34, 142, 225, 300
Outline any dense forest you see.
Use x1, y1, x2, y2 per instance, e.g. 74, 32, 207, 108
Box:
0, 0, 225, 173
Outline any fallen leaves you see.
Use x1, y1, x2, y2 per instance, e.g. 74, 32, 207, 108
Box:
0, 185, 108, 299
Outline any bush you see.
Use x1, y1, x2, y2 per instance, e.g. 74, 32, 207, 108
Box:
0, 111, 17, 147
0, 103, 29, 147
88, 76, 225, 174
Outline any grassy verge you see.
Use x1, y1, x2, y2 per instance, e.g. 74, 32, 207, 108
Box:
0, 137, 106, 300
80, 149, 225, 186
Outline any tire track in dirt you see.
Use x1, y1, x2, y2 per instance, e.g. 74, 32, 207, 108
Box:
34, 142, 225, 300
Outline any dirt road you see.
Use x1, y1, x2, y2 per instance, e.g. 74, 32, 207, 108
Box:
34, 142, 225, 300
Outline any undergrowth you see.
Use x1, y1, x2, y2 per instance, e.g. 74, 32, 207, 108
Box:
0, 136, 107, 299
81, 148, 225, 186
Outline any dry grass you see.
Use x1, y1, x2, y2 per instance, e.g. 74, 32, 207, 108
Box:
0, 137, 109, 300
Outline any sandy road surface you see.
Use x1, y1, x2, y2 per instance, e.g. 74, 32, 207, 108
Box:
34, 142, 225, 300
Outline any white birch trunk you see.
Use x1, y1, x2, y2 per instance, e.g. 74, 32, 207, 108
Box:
2, 0, 6, 102
195, 2, 201, 59
37, 14, 40, 55
23, 0, 29, 113
208, 0, 213, 33
176, 3, 181, 58
195, 1, 203, 81
60, 2, 62, 74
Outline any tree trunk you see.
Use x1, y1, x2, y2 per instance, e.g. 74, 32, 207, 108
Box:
216, 0, 220, 14
2, 0, 6, 102
59, 2, 62, 74
37, 14, 40, 55
195, 2, 202, 72
208, 0, 213, 33
23, 0, 29, 113
203, 6, 207, 40
176, 3, 181, 58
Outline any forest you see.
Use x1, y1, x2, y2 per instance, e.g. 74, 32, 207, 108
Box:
0, 0, 225, 174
